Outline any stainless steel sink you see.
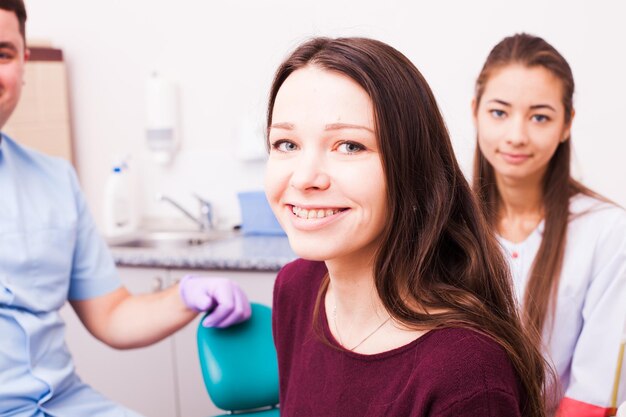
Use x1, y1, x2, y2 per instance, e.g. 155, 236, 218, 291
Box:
107, 230, 233, 249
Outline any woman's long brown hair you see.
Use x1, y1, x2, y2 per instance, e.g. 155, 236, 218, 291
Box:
268, 37, 548, 417
472, 33, 596, 336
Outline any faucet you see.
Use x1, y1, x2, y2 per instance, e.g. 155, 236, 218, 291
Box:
157, 193, 213, 231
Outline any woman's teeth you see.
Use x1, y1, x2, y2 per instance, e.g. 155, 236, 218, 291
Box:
292, 206, 341, 219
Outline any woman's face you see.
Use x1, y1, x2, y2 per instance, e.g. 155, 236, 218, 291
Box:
264, 66, 387, 264
474, 64, 572, 185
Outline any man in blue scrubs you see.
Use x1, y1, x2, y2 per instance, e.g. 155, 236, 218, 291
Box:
0, 1, 251, 415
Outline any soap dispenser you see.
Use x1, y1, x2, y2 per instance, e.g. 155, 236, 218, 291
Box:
145, 72, 179, 165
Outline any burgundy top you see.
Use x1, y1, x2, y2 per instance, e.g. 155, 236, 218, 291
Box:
272, 259, 528, 417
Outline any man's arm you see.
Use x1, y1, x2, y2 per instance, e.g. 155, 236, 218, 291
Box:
70, 277, 251, 349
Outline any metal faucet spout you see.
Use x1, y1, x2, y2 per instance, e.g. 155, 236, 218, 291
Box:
157, 194, 213, 231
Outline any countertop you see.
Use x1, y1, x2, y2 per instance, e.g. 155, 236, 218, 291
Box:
109, 234, 297, 272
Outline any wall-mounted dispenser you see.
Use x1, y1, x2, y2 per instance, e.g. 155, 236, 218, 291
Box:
145, 73, 179, 165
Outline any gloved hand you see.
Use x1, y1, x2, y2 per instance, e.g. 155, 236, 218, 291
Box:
179, 276, 252, 328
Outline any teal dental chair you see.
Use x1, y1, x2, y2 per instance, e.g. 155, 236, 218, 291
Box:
197, 303, 280, 416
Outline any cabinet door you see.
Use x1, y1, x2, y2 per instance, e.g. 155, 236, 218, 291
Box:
60, 267, 178, 417
170, 269, 278, 417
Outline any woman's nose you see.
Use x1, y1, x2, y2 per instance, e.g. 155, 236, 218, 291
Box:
506, 117, 529, 146
289, 153, 330, 191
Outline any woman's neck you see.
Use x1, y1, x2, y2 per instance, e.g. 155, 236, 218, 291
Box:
325, 258, 383, 319
324, 258, 428, 354
495, 173, 544, 242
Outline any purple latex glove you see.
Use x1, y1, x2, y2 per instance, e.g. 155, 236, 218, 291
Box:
179, 276, 251, 328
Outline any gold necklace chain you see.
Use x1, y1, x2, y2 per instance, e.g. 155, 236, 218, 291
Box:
332, 303, 391, 351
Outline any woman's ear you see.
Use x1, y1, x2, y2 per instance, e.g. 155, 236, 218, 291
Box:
562, 108, 575, 142
471, 98, 478, 129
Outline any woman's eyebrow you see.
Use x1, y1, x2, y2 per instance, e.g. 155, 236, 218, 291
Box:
529, 104, 557, 112
487, 99, 511, 107
270, 122, 375, 133
270, 122, 295, 130
325, 123, 374, 133
0, 42, 18, 52
487, 99, 557, 112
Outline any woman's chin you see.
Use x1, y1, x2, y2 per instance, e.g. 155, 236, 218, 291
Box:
287, 237, 339, 262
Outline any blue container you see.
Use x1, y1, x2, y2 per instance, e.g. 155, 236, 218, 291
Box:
237, 191, 285, 236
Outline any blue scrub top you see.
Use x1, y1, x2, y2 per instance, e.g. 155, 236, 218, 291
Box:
0, 134, 140, 416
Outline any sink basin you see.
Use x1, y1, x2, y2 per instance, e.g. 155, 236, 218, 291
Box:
107, 230, 233, 249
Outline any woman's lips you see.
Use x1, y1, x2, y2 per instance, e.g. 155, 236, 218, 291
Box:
499, 151, 531, 165
286, 204, 349, 230
291, 205, 344, 219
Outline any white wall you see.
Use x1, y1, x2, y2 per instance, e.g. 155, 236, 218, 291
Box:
25, 0, 626, 229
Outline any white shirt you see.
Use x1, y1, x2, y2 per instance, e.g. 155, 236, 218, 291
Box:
499, 194, 626, 412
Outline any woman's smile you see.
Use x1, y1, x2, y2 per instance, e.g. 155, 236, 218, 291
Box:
498, 150, 532, 165
286, 204, 350, 231
291, 205, 346, 219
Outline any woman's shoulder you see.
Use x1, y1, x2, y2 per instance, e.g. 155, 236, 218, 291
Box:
418, 327, 521, 395
569, 193, 626, 240
277, 258, 327, 282
421, 327, 511, 365
570, 193, 625, 220
275, 259, 327, 296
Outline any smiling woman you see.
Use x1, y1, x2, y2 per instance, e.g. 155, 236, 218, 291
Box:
265, 66, 385, 264
264, 37, 549, 417
474, 64, 570, 184
472, 33, 626, 416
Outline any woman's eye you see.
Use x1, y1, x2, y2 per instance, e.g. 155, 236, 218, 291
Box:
337, 141, 364, 154
271, 140, 298, 152
337, 141, 365, 154
532, 114, 550, 123
489, 109, 506, 119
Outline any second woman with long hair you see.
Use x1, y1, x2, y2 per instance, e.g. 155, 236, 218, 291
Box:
472, 33, 626, 416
